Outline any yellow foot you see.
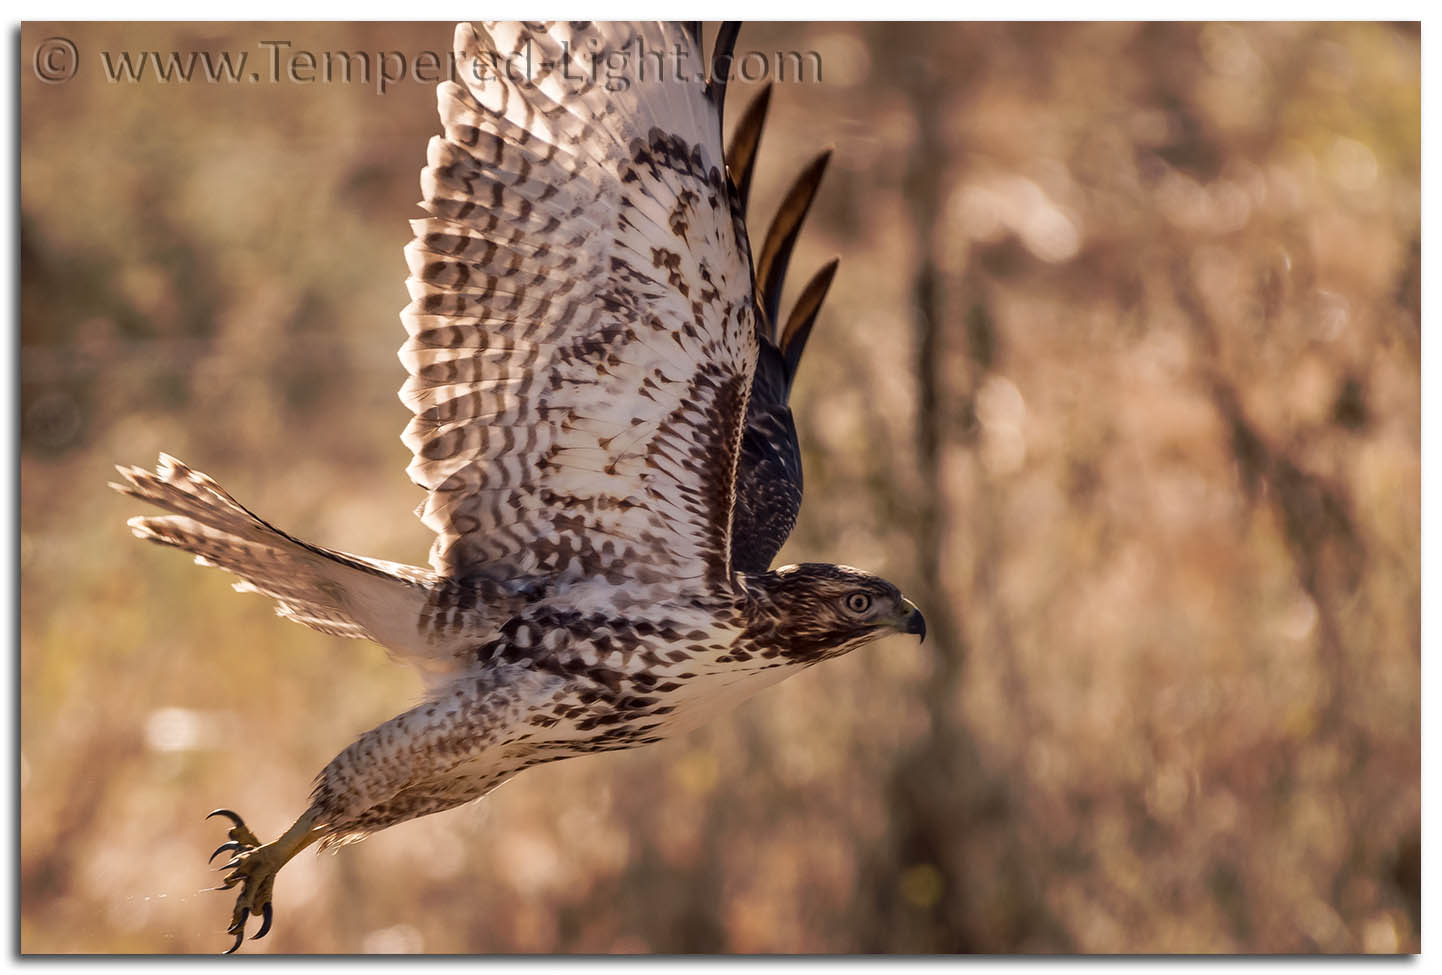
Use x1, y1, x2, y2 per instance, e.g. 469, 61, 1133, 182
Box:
205, 809, 277, 952
205, 808, 320, 954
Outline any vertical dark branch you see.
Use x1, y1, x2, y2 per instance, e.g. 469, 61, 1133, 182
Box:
912, 264, 960, 678
903, 44, 963, 694
854, 24, 982, 955
857, 25, 1068, 954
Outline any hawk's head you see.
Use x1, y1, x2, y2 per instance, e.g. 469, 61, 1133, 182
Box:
748, 562, 926, 663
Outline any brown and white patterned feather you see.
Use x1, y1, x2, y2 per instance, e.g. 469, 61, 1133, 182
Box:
111, 454, 488, 682
402, 22, 757, 594
110, 26, 926, 940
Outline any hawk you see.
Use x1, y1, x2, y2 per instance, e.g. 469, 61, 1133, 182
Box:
112, 21, 924, 953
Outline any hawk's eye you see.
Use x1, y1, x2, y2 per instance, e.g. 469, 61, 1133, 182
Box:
843, 592, 872, 615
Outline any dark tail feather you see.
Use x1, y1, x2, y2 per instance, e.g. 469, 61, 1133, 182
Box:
755, 149, 832, 337
780, 257, 840, 388
726, 84, 772, 220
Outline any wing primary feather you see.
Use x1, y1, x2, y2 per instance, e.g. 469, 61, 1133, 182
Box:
725, 84, 772, 222
755, 149, 832, 339
780, 257, 840, 388
708, 22, 743, 117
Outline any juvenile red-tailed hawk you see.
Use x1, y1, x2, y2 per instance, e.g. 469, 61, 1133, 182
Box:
112, 21, 924, 953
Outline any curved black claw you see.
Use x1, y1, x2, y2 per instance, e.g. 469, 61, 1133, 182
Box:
251, 903, 274, 941
208, 807, 262, 851
223, 908, 250, 955
206, 808, 287, 953
210, 841, 245, 864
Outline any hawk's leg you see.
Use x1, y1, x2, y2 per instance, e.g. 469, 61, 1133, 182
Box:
305, 667, 569, 832
201, 668, 582, 949
207, 807, 325, 953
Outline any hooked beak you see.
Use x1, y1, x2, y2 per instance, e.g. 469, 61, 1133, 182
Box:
898, 598, 927, 643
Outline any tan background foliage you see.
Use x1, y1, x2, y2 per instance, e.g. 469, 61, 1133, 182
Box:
20, 21, 1418, 953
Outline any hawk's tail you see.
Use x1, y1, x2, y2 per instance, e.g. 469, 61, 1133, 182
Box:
110, 454, 434, 643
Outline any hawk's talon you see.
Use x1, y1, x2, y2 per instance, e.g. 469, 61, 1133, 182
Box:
205, 809, 278, 952
205, 807, 321, 953
209, 841, 245, 864
206, 808, 262, 849
252, 903, 274, 941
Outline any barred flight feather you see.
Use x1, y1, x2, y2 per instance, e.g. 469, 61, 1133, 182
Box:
402, 22, 757, 594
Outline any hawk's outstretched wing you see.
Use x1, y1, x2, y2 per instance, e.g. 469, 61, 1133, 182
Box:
402, 22, 757, 591
724, 86, 839, 575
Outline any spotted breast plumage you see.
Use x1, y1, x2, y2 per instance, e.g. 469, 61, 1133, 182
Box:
111, 21, 924, 953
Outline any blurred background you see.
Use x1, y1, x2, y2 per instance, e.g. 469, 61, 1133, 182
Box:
20, 21, 1418, 953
